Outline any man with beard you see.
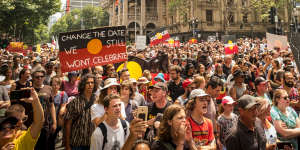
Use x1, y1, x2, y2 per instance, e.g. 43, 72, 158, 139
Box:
176, 79, 195, 105
226, 95, 266, 150
254, 77, 272, 104
168, 65, 184, 102
283, 72, 300, 110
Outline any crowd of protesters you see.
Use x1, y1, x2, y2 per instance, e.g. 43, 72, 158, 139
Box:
0, 37, 299, 150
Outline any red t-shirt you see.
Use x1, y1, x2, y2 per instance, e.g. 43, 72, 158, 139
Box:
187, 116, 214, 146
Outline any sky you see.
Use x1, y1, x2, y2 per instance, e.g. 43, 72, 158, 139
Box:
48, 0, 67, 30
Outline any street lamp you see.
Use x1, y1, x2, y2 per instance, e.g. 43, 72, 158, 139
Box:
191, 18, 199, 38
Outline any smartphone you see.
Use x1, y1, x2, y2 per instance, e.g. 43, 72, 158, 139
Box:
137, 106, 148, 121
277, 141, 293, 150
10, 89, 31, 100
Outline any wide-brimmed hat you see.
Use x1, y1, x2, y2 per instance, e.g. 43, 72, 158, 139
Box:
154, 73, 165, 82
102, 78, 120, 90
137, 77, 149, 84
151, 82, 167, 91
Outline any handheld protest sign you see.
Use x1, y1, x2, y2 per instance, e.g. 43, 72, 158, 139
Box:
58, 26, 127, 73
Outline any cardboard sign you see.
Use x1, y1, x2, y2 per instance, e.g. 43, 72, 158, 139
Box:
58, 26, 127, 73
136, 35, 146, 50
266, 32, 288, 51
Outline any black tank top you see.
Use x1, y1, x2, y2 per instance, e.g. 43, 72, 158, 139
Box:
15, 80, 32, 90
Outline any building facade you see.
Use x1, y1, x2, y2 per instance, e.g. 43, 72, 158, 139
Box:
69, 0, 100, 11
101, 0, 292, 41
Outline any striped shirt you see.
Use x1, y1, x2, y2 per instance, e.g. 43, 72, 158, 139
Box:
65, 95, 95, 147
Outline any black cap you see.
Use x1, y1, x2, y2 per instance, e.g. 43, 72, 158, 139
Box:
238, 95, 260, 109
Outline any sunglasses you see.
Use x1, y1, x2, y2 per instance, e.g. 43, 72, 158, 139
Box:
34, 75, 44, 79
277, 96, 289, 101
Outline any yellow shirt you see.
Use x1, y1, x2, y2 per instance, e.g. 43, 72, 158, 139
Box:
13, 127, 40, 150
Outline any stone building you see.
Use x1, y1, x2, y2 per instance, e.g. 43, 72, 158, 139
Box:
101, 0, 292, 41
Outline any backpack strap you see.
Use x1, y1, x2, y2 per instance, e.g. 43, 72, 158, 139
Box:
120, 119, 128, 137
98, 120, 127, 150
98, 123, 107, 150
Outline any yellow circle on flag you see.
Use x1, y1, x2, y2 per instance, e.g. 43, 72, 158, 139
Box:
156, 33, 163, 40
117, 61, 143, 80
87, 39, 103, 54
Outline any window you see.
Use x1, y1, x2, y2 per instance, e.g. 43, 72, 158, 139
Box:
243, 14, 248, 23
228, 12, 234, 24
242, 0, 248, 7
227, 0, 234, 5
206, 10, 213, 23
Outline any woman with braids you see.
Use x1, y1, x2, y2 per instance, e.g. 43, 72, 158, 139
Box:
151, 104, 197, 150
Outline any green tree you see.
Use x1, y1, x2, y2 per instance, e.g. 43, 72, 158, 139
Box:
249, 0, 300, 21
50, 5, 109, 38
168, 0, 191, 24
0, 0, 60, 44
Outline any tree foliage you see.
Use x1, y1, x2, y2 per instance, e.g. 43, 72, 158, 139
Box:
249, 0, 300, 20
168, 0, 191, 23
50, 5, 109, 38
0, 0, 60, 44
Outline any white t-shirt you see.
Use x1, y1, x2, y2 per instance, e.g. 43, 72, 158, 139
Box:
91, 103, 127, 121
90, 119, 130, 150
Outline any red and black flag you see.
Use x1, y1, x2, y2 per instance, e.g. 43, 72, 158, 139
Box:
222, 35, 238, 55
148, 28, 170, 46
58, 26, 127, 73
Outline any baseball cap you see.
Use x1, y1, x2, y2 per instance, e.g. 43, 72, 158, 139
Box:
238, 95, 260, 109
151, 82, 168, 91
254, 77, 268, 86
182, 79, 193, 89
189, 89, 210, 99
222, 96, 236, 105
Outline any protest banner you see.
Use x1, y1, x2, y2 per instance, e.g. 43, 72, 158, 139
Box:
136, 35, 146, 50
148, 28, 170, 46
6, 42, 32, 55
115, 52, 169, 79
266, 32, 288, 51
58, 26, 127, 73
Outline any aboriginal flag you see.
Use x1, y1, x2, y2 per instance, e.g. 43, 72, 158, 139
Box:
224, 40, 238, 55
148, 28, 170, 46
58, 26, 127, 73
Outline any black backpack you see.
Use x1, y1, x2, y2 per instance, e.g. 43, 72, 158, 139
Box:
98, 119, 128, 150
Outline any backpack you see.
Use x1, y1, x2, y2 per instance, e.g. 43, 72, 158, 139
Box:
98, 119, 128, 150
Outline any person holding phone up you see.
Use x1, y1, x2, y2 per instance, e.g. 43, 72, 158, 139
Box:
0, 88, 44, 150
